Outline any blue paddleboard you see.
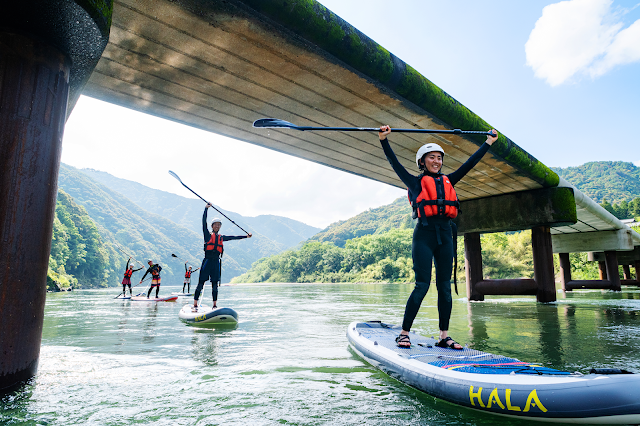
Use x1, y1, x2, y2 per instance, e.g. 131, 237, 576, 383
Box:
347, 321, 640, 424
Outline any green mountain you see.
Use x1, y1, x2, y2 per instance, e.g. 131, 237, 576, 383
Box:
58, 164, 244, 284
79, 168, 320, 249
48, 189, 121, 290
309, 197, 414, 247
54, 163, 320, 287
552, 161, 640, 204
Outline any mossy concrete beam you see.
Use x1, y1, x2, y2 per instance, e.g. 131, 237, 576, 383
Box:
236, 0, 559, 188
1, 0, 113, 114
455, 187, 577, 234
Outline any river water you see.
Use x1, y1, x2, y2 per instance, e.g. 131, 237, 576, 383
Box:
3, 283, 640, 425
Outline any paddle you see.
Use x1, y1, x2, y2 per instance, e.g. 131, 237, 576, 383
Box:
171, 253, 190, 264
168, 170, 251, 235
253, 118, 497, 136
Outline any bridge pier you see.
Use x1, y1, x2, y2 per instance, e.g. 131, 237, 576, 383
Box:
0, 1, 112, 392
0, 31, 70, 392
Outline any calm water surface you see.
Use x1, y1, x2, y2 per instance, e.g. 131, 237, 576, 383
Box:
3, 283, 640, 425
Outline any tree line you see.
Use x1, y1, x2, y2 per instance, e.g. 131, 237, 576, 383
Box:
232, 228, 602, 284
601, 197, 640, 220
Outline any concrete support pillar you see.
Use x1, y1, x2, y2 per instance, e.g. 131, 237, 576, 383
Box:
598, 261, 607, 280
532, 226, 556, 303
558, 253, 572, 292
622, 265, 632, 280
604, 251, 621, 291
464, 233, 484, 301
0, 32, 70, 391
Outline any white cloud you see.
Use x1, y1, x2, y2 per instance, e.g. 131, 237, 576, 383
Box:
525, 0, 640, 86
634, 160, 640, 167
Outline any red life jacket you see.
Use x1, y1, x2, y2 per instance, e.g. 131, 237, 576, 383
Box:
124, 269, 133, 279
409, 175, 459, 219
185, 270, 192, 278
205, 233, 224, 254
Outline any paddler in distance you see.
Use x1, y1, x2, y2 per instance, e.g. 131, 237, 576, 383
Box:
183, 263, 199, 294
378, 125, 498, 349
193, 203, 251, 312
121, 258, 142, 297
140, 259, 163, 299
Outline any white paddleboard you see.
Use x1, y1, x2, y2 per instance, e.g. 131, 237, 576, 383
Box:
178, 304, 238, 325
171, 292, 193, 297
130, 295, 178, 302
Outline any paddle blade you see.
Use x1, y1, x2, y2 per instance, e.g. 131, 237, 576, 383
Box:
252, 118, 298, 129
171, 254, 178, 258
168, 170, 182, 183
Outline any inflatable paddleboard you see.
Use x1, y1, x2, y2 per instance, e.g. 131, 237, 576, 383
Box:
347, 321, 640, 424
130, 295, 178, 302
171, 292, 193, 297
179, 305, 238, 325
115, 295, 131, 300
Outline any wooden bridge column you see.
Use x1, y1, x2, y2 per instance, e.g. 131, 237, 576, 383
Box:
622, 265, 632, 280
604, 251, 621, 291
464, 233, 484, 301
532, 226, 556, 303
598, 261, 607, 280
558, 253, 572, 292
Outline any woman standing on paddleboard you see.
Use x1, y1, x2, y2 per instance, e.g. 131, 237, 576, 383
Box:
121, 258, 142, 297
378, 125, 498, 349
182, 263, 199, 294
193, 203, 251, 311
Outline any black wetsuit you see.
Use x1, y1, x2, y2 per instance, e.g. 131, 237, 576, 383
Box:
140, 264, 162, 298
381, 138, 490, 331
194, 207, 248, 302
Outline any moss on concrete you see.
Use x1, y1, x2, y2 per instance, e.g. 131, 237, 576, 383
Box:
75, 0, 113, 37
240, 0, 559, 187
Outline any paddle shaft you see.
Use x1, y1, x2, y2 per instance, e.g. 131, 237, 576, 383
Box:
289, 127, 493, 135
169, 172, 250, 235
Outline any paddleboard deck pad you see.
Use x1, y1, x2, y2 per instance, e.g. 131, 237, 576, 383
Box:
179, 305, 238, 325
130, 295, 178, 302
347, 321, 640, 424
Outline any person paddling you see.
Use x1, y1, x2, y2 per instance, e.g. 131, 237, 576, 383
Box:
121, 258, 142, 297
193, 203, 251, 311
378, 125, 498, 349
182, 263, 199, 294
140, 260, 162, 299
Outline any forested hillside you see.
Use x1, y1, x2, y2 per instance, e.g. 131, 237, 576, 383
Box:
80, 168, 320, 248
57, 164, 244, 284
553, 161, 640, 204
48, 190, 121, 290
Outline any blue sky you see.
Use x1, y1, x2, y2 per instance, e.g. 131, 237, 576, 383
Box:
62, 0, 640, 228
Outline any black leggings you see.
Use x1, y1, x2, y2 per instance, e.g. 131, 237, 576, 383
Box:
402, 222, 454, 332
147, 285, 159, 298
194, 257, 221, 302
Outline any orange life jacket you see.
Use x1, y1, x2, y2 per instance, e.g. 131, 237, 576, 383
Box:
185, 270, 192, 278
205, 233, 224, 254
409, 175, 459, 219
124, 269, 133, 279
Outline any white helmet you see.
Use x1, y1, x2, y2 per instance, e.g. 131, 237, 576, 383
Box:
415, 143, 445, 169
211, 218, 222, 225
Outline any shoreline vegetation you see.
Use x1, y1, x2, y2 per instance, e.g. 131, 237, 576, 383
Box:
49, 161, 639, 290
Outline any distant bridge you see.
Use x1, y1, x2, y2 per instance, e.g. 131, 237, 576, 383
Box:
1, 0, 638, 390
